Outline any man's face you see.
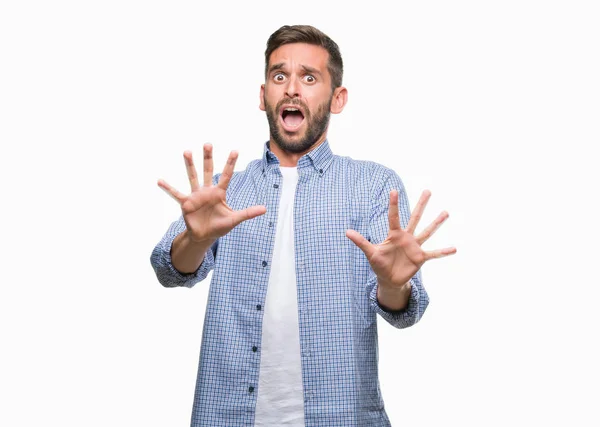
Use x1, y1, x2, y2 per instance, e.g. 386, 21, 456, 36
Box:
260, 43, 336, 154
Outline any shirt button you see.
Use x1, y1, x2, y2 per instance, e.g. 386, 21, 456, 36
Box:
252, 346, 258, 352
268, 221, 274, 227
262, 261, 267, 267
273, 184, 279, 189
256, 304, 262, 311
249, 386, 255, 393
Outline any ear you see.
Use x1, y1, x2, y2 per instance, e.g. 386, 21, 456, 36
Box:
330, 86, 348, 114
259, 84, 266, 111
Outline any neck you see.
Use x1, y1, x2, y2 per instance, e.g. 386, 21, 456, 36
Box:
269, 134, 327, 167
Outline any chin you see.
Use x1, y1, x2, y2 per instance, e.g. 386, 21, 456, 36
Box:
275, 136, 318, 154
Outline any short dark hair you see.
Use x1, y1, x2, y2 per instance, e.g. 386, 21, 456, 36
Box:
265, 25, 344, 90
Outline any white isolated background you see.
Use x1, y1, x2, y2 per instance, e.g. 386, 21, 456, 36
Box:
1, 0, 599, 426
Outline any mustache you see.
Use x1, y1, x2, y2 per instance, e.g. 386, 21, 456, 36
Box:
275, 98, 309, 113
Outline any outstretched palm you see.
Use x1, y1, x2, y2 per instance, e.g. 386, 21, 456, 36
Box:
346, 189, 456, 290
158, 144, 267, 244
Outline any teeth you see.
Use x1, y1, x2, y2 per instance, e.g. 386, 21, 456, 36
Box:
284, 108, 299, 112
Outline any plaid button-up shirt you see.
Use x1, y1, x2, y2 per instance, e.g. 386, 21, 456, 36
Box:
150, 140, 428, 427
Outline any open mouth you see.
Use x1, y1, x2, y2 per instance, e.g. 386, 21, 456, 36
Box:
280, 106, 305, 131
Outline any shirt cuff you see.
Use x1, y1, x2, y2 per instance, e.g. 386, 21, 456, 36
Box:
370, 277, 422, 329
151, 236, 215, 288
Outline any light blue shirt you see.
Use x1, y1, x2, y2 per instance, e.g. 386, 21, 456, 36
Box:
150, 140, 428, 427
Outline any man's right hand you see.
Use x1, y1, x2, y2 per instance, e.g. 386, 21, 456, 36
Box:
157, 144, 267, 273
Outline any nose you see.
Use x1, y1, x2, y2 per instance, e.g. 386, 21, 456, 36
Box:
285, 75, 301, 99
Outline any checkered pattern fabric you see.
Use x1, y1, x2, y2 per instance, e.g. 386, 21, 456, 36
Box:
150, 140, 428, 427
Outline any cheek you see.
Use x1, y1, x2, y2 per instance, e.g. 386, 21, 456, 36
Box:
307, 87, 330, 105
306, 97, 329, 115
265, 83, 283, 97
264, 91, 281, 109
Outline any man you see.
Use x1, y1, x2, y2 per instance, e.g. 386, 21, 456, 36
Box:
151, 25, 456, 427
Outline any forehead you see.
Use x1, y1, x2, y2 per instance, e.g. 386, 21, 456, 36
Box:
268, 43, 330, 73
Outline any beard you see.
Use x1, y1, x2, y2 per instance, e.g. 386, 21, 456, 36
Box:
264, 96, 332, 154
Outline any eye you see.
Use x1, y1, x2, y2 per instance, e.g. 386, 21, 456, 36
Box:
304, 75, 316, 83
273, 73, 286, 83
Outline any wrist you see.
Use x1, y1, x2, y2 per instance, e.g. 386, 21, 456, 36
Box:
171, 231, 215, 274
182, 229, 214, 247
377, 280, 412, 311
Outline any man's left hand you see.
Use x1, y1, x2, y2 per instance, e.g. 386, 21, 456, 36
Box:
346, 190, 456, 311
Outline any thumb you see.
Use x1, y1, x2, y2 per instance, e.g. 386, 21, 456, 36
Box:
346, 229, 375, 258
231, 205, 267, 227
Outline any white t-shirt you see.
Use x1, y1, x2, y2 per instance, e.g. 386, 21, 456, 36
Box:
254, 166, 305, 426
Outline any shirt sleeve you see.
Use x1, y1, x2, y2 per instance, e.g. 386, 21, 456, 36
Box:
149, 215, 217, 288
367, 168, 429, 329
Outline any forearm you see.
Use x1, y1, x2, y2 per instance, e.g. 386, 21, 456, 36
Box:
171, 230, 215, 274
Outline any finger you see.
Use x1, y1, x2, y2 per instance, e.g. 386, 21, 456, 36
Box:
424, 246, 457, 261
416, 211, 449, 245
203, 144, 214, 187
183, 151, 200, 192
230, 205, 267, 227
157, 179, 186, 204
217, 150, 239, 190
406, 190, 431, 235
345, 229, 376, 258
388, 190, 401, 231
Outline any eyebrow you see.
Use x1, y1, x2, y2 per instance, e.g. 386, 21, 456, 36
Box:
301, 65, 322, 77
268, 63, 286, 74
268, 63, 323, 77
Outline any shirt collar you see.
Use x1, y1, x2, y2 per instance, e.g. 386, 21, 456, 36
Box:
261, 139, 334, 175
